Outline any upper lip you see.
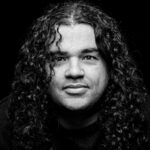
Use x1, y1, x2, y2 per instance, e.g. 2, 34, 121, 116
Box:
63, 84, 88, 89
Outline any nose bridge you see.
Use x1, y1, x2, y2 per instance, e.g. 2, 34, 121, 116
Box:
65, 57, 84, 77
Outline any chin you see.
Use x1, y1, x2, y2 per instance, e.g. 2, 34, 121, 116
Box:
64, 104, 89, 111
51, 98, 102, 120
61, 100, 97, 114
61, 98, 92, 110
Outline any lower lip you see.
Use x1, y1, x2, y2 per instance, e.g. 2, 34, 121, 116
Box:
64, 87, 88, 95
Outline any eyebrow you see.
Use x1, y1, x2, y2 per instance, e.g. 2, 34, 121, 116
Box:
81, 48, 99, 54
50, 48, 99, 56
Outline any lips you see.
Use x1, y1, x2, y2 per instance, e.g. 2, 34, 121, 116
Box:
63, 84, 88, 95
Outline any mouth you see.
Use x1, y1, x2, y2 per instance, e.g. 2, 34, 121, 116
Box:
63, 84, 89, 95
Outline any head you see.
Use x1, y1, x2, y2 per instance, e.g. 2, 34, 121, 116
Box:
46, 20, 110, 113
8, 1, 149, 149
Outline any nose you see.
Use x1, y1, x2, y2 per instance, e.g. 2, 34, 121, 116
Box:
65, 57, 84, 79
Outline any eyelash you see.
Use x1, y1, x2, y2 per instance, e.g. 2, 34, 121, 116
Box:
53, 55, 98, 63
82, 55, 97, 60
53, 56, 67, 62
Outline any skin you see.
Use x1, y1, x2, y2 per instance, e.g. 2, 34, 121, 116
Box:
46, 24, 109, 128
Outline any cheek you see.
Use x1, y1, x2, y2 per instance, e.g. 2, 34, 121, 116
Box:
88, 65, 108, 89
49, 68, 64, 90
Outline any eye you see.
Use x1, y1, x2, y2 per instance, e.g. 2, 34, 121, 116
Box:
53, 56, 67, 62
82, 55, 97, 60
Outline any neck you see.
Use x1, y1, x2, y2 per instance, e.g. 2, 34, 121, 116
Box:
53, 117, 102, 150
58, 112, 99, 130
50, 99, 103, 130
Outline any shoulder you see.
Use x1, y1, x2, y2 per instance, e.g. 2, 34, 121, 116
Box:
0, 96, 12, 150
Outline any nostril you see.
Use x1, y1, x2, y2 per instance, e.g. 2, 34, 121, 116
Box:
65, 67, 84, 79
65, 71, 84, 79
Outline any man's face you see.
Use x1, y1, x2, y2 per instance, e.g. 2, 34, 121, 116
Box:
46, 24, 109, 110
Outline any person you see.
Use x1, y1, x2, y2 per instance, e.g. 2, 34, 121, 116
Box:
0, 1, 149, 150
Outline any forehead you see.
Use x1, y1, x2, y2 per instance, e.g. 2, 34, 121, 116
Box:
50, 24, 97, 52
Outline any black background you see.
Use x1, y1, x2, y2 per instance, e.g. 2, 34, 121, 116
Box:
0, 0, 149, 99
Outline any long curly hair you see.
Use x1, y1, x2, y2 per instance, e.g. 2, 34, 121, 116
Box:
8, 1, 149, 149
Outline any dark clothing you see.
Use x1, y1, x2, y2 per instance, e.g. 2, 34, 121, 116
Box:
53, 121, 103, 150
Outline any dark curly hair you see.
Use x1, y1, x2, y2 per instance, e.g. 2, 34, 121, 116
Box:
8, 1, 149, 150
